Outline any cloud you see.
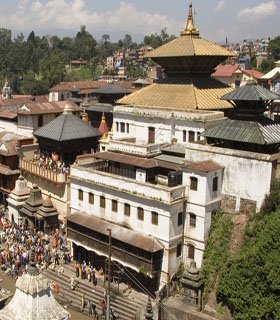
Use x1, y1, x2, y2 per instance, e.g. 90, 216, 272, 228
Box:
0, 0, 178, 38
238, 1, 276, 21
214, 1, 226, 14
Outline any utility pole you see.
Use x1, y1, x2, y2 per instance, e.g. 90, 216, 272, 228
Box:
106, 228, 112, 320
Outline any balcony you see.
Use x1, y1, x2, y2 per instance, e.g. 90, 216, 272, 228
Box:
108, 138, 164, 157
20, 159, 69, 185
71, 165, 187, 204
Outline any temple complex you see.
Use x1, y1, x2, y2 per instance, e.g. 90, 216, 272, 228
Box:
67, 0, 234, 295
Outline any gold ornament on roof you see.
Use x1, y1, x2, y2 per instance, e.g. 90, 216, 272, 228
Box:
181, 0, 200, 36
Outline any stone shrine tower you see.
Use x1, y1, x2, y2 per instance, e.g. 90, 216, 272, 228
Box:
0, 250, 70, 320
7, 175, 30, 225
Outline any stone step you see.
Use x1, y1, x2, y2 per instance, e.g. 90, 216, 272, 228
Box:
43, 269, 140, 320
61, 263, 147, 308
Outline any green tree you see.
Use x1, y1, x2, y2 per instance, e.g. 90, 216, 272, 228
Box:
74, 25, 97, 60
267, 36, 280, 60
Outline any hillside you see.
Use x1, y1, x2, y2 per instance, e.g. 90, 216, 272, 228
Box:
201, 180, 280, 319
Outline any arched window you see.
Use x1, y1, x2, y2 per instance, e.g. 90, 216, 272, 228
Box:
137, 207, 144, 221
188, 131, 195, 142
189, 213, 196, 227
183, 130, 187, 142
213, 176, 218, 192
190, 177, 198, 191
188, 244, 195, 259
124, 203, 130, 216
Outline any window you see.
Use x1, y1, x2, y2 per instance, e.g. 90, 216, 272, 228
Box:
120, 122, 125, 133
88, 193, 94, 204
178, 212, 183, 226
213, 176, 218, 192
124, 203, 130, 216
100, 196, 106, 209
189, 213, 196, 227
38, 115, 43, 127
116, 122, 119, 132
176, 244, 182, 258
126, 123, 130, 133
148, 127, 155, 144
88, 192, 94, 204
188, 244, 195, 259
137, 207, 144, 221
183, 130, 187, 142
190, 177, 198, 191
112, 200, 118, 212
188, 131, 195, 142
78, 189, 83, 201
151, 211, 158, 225
197, 132, 201, 141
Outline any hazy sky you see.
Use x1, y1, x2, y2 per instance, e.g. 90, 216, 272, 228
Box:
1, 0, 278, 43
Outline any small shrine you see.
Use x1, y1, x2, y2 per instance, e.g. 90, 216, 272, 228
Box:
35, 194, 59, 234
0, 249, 70, 320
98, 113, 109, 139
180, 261, 204, 311
33, 102, 101, 165
19, 184, 43, 232
7, 176, 30, 225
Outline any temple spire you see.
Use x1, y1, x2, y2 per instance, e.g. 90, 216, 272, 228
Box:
181, 0, 200, 36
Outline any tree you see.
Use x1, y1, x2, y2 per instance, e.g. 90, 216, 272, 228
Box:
102, 34, 110, 44
123, 34, 132, 50
74, 25, 97, 60
267, 36, 280, 60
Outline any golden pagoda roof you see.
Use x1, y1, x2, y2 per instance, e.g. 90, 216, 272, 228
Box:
146, 34, 233, 59
146, 0, 233, 59
117, 81, 233, 110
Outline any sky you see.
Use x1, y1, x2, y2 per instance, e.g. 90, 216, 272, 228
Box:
1, 0, 278, 44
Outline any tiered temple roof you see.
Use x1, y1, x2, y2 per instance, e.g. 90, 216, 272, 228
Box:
118, 0, 234, 111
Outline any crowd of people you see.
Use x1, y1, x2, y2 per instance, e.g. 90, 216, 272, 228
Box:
33, 151, 70, 174
0, 210, 119, 319
0, 212, 70, 280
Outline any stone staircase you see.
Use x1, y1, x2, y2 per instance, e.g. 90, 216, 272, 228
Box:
42, 263, 148, 319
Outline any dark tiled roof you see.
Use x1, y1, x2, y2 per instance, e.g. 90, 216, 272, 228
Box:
203, 117, 280, 144
34, 112, 101, 141
221, 84, 279, 101
182, 160, 223, 172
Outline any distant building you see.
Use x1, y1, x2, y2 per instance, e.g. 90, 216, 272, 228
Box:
212, 65, 263, 88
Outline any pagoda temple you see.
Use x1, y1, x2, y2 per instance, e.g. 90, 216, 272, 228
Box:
118, 0, 234, 112
203, 80, 280, 153
33, 102, 101, 164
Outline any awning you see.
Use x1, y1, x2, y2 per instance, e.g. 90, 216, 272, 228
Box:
67, 212, 163, 253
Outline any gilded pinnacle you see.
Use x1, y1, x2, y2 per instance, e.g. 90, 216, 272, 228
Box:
181, 0, 200, 36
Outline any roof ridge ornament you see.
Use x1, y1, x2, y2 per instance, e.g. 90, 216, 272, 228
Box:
181, 0, 200, 37
63, 101, 74, 114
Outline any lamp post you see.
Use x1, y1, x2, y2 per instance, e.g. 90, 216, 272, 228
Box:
106, 228, 112, 320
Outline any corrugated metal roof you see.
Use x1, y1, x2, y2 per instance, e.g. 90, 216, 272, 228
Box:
34, 113, 101, 141
203, 118, 280, 144
221, 84, 279, 101
118, 81, 233, 110
67, 212, 164, 252
17, 100, 82, 115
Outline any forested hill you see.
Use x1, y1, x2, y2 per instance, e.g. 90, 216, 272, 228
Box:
0, 26, 174, 96
201, 180, 280, 319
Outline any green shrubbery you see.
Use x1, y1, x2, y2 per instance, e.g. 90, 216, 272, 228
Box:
201, 209, 233, 301
216, 180, 280, 319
